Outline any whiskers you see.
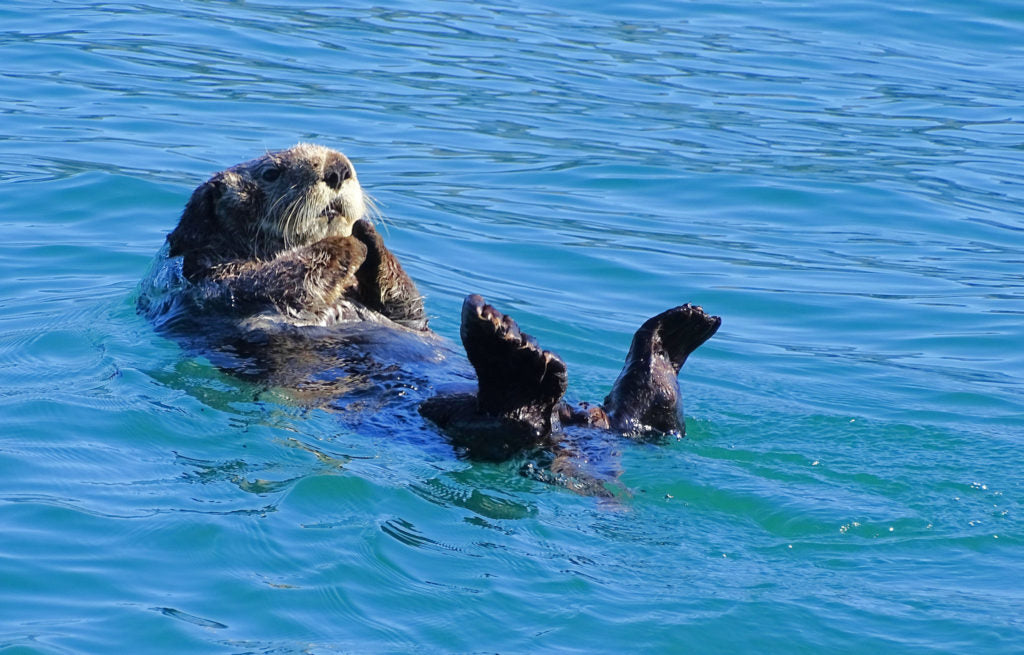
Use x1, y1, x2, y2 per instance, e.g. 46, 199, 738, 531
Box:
260, 188, 294, 254
249, 148, 377, 253
267, 183, 312, 251
362, 192, 390, 235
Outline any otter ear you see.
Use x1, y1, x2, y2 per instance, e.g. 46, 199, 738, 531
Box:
167, 175, 224, 258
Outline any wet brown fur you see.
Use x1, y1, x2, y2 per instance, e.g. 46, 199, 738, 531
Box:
167, 143, 426, 329
153, 144, 720, 494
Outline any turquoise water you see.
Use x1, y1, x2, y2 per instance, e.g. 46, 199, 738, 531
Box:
2, 0, 1023, 652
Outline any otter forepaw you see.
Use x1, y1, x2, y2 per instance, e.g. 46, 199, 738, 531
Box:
351, 219, 429, 330
351, 218, 383, 250
300, 236, 367, 306
308, 236, 367, 277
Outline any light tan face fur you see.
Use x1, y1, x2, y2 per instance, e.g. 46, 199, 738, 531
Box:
221, 143, 368, 249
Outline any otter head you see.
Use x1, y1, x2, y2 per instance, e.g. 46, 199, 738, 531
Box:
168, 143, 368, 280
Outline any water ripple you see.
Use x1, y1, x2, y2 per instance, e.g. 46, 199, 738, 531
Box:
1, 0, 1023, 652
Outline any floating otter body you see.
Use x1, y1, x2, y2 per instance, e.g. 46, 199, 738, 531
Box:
140, 144, 720, 493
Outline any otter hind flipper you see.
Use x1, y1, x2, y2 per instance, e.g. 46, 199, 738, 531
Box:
460, 294, 568, 423
604, 304, 720, 437
419, 295, 567, 461
646, 303, 722, 374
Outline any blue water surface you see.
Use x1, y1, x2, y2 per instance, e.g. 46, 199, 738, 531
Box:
1, 1, 1022, 653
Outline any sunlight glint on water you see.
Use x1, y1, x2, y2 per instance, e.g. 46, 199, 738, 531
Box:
0, 1, 1022, 652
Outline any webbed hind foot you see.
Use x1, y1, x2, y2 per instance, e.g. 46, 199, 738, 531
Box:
604, 303, 720, 436
460, 294, 568, 426
419, 295, 568, 461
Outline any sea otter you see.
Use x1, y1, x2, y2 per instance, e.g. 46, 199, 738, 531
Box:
139, 144, 720, 491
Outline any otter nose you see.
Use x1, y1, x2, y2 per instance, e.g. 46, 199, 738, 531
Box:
323, 157, 353, 191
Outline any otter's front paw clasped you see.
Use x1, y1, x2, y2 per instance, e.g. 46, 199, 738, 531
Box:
274, 235, 366, 311
308, 236, 367, 280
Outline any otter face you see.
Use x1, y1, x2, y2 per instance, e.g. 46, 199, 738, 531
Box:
169, 143, 369, 276
239, 143, 367, 245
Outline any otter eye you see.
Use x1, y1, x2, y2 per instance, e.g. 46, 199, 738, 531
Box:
261, 167, 281, 182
